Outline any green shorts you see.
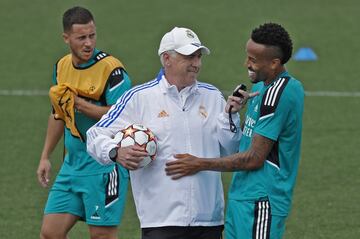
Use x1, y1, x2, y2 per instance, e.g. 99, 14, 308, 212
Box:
225, 198, 286, 239
44, 164, 128, 226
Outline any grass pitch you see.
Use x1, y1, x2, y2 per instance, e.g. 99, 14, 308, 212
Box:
0, 0, 359, 238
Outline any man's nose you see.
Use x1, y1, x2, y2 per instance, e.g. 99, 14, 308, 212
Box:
244, 58, 249, 68
84, 37, 92, 46
192, 56, 202, 67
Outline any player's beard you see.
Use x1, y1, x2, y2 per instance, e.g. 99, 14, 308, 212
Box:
248, 67, 266, 84
79, 48, 94, 62
71, 46, 94, 65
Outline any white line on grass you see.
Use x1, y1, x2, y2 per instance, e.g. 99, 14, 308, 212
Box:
304, 91, 360, 97
1, 89, 360, 97
223, 90, 360, 97
0, 89, 48, 96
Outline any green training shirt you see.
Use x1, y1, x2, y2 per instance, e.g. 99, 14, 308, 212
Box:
228, 71, 304, 216
52, 49, 131, 175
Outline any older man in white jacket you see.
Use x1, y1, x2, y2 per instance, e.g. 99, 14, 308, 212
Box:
87, 26, 241, 239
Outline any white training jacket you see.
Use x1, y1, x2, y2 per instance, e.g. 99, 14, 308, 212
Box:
87, 71, 241, 228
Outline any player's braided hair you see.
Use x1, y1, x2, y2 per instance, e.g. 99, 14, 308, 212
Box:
251, 23, 293, 64
63, 6, 94, 32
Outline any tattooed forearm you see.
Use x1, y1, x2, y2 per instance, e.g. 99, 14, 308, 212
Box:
205, 134, 274, 172
230, 150, 258, 170
209, 150, 258, 171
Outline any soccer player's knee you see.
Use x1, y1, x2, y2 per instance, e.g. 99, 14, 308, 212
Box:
90, 233, 116, 239
90, 230, 117, 239
40, 228, 65, 239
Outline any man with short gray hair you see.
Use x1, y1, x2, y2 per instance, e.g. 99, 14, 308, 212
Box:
87, 26, 241, 239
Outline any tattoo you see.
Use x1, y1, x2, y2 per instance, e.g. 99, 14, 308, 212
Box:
210, 134, 274, 171
230, 151, 254, 170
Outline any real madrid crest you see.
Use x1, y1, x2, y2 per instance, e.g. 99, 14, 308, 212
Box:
199, 105, 208, 118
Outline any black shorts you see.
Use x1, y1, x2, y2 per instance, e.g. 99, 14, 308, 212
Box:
142, 225, 224, 239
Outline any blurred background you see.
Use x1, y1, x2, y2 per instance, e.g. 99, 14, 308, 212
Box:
0, 0, 359, 238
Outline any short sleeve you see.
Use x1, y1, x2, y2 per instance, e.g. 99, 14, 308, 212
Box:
254, 77, 291, 141
105, 68, 132, 105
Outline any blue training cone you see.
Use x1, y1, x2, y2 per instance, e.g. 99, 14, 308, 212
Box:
293, 47, 318, 61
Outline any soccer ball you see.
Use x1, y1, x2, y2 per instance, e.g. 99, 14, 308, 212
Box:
114, 124, 157, 168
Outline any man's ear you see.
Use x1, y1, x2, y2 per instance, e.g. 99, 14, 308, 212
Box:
271, 58, 281, 70
163, 52, 172, 67
62, 32, 69, 44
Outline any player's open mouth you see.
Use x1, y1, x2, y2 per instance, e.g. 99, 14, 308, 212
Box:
248, 70, 255, 77
83, 49, 93, 55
